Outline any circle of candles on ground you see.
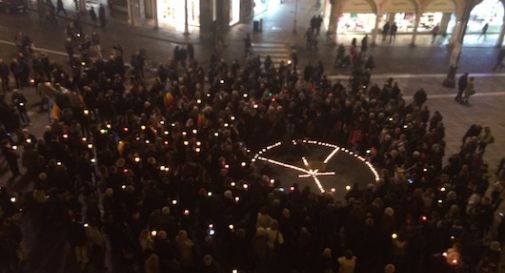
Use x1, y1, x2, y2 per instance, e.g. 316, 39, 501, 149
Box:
345, 185, 352, 191
151, 230, 157, 237
391, 233, 398, 239
10, 197, 16, 203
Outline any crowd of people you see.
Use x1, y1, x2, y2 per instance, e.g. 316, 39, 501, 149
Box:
0, 24, 505, 273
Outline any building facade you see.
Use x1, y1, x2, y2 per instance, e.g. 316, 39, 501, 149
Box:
323, 0, 505, 47
124, 0, 253, 35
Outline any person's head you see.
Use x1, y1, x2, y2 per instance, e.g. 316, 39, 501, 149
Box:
344, 249, 353, 259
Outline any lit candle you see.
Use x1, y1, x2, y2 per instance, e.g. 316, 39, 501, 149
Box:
345, 185, 352, 191
141, 125, 146, 130
171, 200, 178, 205
151, 230, 157, 237
391, 233, 398, 239
10, 197, 16, 203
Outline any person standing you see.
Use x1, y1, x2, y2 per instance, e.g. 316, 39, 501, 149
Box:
462, 76, 475, 105
91, 31, 102, 59
98, 4, 106, 28
89, 6, 97, 24
1, 140, 20, 177
390, 22, 398, 43
480, 23, 489, 40
382, 22, 390, 42
11, 90, 30, 124
431, 24, 440, 44
361, 34, 368, 52
244, 33, 251, 57
0, 59, 9, 92
455, 72, 468, 102
337, 250, 356, 273
56, 0, 67, 16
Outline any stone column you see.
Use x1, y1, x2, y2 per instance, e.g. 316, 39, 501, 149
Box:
139, 0, 146, 20
371, 12, 382, 46
128, 0, 135, 25
152, 0, 158, 28
496, 15, 505, 47
410, 13, 421, 46
328, 0, 339, 44
439, 12, 452, 33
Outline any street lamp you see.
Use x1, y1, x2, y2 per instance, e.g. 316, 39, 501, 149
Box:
442, 1, 472, 87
